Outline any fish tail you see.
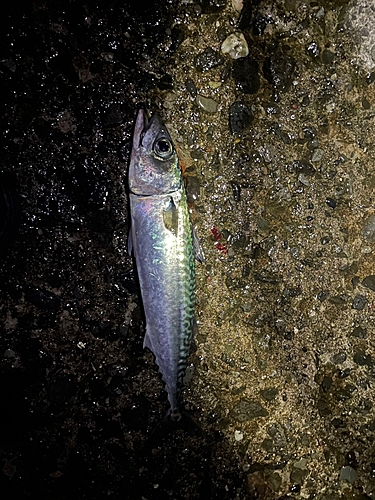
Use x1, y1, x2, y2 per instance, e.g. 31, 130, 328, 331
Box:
169, 407, 182, 422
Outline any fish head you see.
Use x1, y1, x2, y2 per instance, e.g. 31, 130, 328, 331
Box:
129, 109, 182, 195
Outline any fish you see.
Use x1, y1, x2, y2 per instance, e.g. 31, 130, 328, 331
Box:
128, 109, 201, 422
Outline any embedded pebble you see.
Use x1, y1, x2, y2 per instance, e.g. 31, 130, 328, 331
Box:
158, 73, 173, 90
353, 350, 372, 367
351, 326, 367, 338
263, 52, 296, 92
361, 214, 375, 241
294, 458, 308, 470
298, 173, 310, 186
336, 384, 356, 401
195, 47, 223, 72
362, 98, 371, 109
268, 473, 282, 492
196, 94, 218, 113
232, 0, 243, 12
186, 176, 201, 203
252, 12, 270, 36
260, 388, 278, 401
229, 101, 253, 133
339, 466, 358, 484
230, 398, 269, 422
352, 294, 368, 310
321, 376, 332, 392
316, 6, 325, 19
163, 92, 177, 109
322, 49, 335, 64
292, 160, 316, 176
274, 126, 293, 144
234, 430, 244, 441
302, 127, 318, 141
306, 41, 320, 58
317, 290, 329, 301
237, 0, 252, 30
227, 247, 235, 260
362, 275, 375, 291
290, 466, 308, 483
232, 57, 260, 94
201, 0, 226, 13
332, 352, 347, 364
326, 197, 337, 208
311, 148, 324, 162
221, 33, 249, 59
185, 78, 197, 97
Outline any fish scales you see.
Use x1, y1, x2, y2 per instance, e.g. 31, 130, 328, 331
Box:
128, 110, 196, 419
129, 191, 195, 411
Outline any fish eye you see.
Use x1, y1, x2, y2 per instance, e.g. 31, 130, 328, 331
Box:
154, 137, 173, 159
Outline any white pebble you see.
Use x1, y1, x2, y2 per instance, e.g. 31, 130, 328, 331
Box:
232, 0, 244, 12
234, 430, 244, 441
221, 33, 249, 59
196, 95, 218, 113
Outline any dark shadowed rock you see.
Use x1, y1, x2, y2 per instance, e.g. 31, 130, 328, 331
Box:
229, 102, 253, 133
200, 0, 227, 13
232, 57, 260, 94
362, 214, 375, 241
230, 398, 269, 422
291, 160, 316, 176
195, 47, 224, 72
237, 0, 252, 30
362, 275, 375, 291
252, 12, 270, 36
353, 350, 372, 367
263, 51, 296, 92
352, 294, 368, 310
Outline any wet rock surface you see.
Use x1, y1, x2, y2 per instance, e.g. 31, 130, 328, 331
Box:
263, 50, 296, 92
232, 56, 260, 94
228, 101, 253, 134
195, 47, 224, 72
2, 1, 375, 499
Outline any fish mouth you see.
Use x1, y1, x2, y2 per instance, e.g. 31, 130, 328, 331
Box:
133, 109, 166, 151
134, 109, 154, 146
133, 108, 149, 148
129, 109, 180, 196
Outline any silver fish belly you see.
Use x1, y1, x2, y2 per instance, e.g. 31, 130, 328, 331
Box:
128, 110, 195, 419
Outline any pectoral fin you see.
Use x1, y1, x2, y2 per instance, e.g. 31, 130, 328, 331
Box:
162, 197, 179, 235
191, 224, 205, 263
143, 330, 153, 351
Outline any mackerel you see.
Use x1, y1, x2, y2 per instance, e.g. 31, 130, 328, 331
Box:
128, 109, 197, 421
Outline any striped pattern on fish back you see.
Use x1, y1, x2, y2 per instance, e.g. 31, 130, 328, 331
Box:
129, 186, 196, 414
174, 190, 195, 408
